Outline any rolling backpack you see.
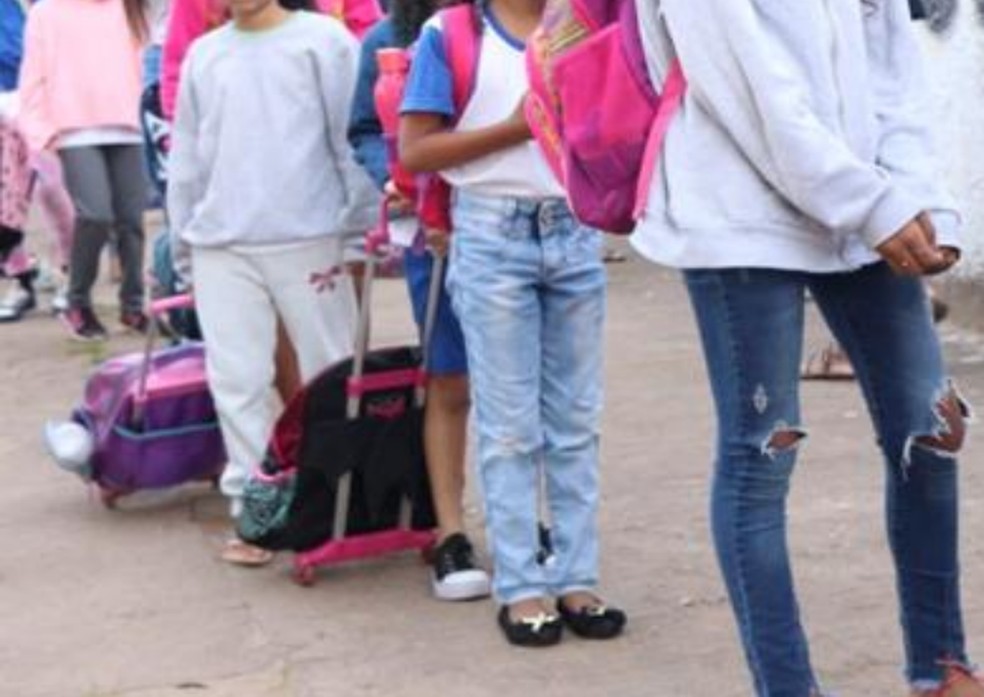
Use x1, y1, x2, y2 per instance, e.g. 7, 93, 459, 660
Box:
525, 0, 686, 234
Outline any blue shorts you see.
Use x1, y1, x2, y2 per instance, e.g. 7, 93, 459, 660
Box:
404, 247, 468, 375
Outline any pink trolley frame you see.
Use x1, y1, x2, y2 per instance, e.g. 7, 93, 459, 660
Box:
293, 203, 441, 585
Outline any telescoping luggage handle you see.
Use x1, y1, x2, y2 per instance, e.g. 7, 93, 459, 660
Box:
333, 199, 445, 541
132, 294, 197, 425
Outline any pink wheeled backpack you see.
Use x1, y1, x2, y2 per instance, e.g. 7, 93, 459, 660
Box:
46, 296, 226, 507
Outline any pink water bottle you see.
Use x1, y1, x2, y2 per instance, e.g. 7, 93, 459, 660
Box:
374, 48, 416, 198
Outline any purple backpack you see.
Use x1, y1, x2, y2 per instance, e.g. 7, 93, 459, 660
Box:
69, 340, 225, 506
525, 0, 685, 234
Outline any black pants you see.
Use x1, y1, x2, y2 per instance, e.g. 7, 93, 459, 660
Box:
59, 144, 147, 312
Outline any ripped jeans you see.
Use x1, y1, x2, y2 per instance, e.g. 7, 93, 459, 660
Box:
684, 263, 971, 697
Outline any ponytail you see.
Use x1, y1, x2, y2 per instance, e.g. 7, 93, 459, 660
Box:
122, 0, 149, 41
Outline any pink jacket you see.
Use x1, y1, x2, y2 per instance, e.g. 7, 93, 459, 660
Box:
18, 0, 143, 151
161, 0, 382, 120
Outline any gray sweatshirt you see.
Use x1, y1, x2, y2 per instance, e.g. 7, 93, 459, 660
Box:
632, 0, 960, 272
167, 12, 379, 259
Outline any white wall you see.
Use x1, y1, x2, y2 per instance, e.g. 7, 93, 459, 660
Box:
917, 10, 984, 278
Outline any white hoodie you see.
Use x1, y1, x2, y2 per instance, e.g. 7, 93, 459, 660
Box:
631, 0, 960, 272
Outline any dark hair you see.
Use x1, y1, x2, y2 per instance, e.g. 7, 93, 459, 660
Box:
122, 0, 149, 41
280, 0, 317, 10
391, 0, 439, 46
392, 0, 485, 46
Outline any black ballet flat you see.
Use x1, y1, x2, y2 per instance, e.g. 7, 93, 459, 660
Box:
497, 606, 563, 648
557, 601, 627, 640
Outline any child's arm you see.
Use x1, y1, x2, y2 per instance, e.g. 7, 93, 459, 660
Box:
399, 104, 530, 174
165, 57, 203, 284
17, 7, 56, 152
347, 21, 391, 191
316, 24, 381, 235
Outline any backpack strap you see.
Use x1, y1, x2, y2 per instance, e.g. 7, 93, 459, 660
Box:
633, 58, 686, 221
440, 4, 482, 119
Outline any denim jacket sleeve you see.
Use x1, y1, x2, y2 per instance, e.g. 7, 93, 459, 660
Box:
347, 18, 395, 191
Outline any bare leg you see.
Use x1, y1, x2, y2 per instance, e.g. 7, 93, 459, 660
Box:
273, 318, 302, 404
424, 373, 470, 541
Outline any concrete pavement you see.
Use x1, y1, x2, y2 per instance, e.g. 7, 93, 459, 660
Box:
2, 238, 983, 697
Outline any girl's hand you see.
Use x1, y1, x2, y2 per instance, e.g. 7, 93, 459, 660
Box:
915, 211, 961, 273
506, 96, 532, 140
876, 214, 956, 277
384, 180, 415, 216
425, 227, 451, 257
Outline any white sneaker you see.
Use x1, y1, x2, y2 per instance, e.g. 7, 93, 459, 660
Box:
431, 533, 492, 601
50, 287, 69, 314
0, 286, 36, 322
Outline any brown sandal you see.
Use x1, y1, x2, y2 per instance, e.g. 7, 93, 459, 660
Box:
221, 539, 274, 567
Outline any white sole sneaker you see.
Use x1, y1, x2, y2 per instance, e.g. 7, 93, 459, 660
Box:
432, 569, 492, 602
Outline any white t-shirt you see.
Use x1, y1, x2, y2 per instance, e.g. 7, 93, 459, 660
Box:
58, 127, 143, 150
401, 9, 563, 200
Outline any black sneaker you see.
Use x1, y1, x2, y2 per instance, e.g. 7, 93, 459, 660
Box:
120, 310, 149, 334
431, 533, 491, 601
63, 307, 108, 342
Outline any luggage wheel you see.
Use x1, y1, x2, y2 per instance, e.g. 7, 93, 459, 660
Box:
99, 488, 124, 510
293, 565, 316, 587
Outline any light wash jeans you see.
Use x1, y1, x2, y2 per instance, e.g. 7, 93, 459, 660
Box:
684, 263, 973, 696
447, 191, 607, 604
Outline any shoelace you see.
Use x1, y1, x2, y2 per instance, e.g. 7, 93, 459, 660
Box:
437, 540, 474, 576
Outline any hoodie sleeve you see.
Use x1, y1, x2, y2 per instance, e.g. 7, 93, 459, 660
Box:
17, 5, 56, 151
161, 0, 211, 121
347, 19, 391, 191
661, 0, 924, 250
315, 23, 381, 237
865, 0, 960, 249
165, 53, 203, 283
0, 0, 26, 91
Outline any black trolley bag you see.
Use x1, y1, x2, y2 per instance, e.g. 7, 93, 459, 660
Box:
238, 211, 441, 584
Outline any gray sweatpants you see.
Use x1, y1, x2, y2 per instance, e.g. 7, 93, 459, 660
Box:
59, 144, 147, 312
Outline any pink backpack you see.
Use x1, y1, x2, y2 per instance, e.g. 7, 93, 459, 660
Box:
375, 3, 481, 234
525, 0, 685, 234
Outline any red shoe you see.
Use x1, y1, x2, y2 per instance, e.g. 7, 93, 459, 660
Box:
62, 307, 108, 342
120, 310, 149, 334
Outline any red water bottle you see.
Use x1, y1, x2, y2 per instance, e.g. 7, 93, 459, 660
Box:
374, 48, 416, 198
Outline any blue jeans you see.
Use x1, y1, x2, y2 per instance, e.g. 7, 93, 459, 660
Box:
447, 191, 606, 604
684, 263, 971, 696
142, 45, 162, 91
